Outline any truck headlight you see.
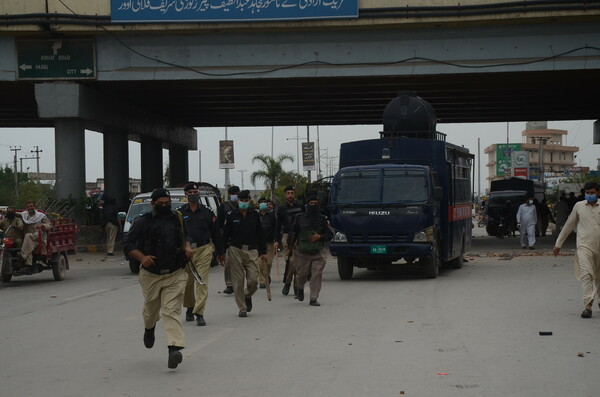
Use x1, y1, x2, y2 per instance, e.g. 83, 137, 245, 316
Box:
413, 226, 434, 242
333, 232, 347, 243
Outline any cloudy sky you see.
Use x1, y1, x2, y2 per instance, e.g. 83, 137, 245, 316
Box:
0, 119, 597, 196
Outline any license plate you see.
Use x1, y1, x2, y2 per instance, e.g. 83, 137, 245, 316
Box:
370, 245, 387, 254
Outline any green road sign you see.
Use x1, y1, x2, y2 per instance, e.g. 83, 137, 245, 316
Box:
16, 39, 96, 80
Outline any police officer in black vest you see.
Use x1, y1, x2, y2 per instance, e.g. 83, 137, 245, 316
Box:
257, 197, 277, 288
217, 185, 240, 294
124, 188, 193, 369
219, 190, 267, 317
180, 182, 223, 326
275, 186, 304, 295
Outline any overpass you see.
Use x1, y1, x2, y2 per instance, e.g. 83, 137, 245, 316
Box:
1, 0, 599, 213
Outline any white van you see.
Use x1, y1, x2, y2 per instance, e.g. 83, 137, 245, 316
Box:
120, 184, 221, 273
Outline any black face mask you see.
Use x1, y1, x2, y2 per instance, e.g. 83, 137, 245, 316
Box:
6, 213, 15, 220
155, 205, 171, 216
307, 205, 320, 217
187, 194, 200, 203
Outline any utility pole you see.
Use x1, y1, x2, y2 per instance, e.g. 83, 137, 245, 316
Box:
10, 146, 21, 194
477, 138, 481, 197
316, 126, 321, 180
307, 126, 311, 184
238, 169, 247, 190
31, 145, 43, 173
224, 127, 230, 191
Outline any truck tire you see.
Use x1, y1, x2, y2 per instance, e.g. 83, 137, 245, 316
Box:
337, 257, 354, 280
486, 223, 498, 236
52, 254, 67, 281
1, 274, 12, 282
129, 258, 140, 274
422, 239, 440, 279
448, 236, 465, 269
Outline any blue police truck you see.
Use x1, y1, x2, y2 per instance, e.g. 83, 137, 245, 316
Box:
328, 92, 474, 279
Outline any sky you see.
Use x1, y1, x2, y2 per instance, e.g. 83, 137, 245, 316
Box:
0, 120, 598, 196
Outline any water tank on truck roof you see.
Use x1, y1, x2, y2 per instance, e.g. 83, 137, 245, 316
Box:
382, 91, 438, 139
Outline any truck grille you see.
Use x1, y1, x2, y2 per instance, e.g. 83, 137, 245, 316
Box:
350, 234, 408, 243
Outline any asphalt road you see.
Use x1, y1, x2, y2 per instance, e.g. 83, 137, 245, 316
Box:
0, 227, 597, 397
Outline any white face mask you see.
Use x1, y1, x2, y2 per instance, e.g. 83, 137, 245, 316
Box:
528, 200, 534, 205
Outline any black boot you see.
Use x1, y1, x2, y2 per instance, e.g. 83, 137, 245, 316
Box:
223, 286, 233, 294
168, 346, 183, 369
185, 307, 194, 322
143, 326, 155, 349
282, 283, 291, 295
296, 288, 304, 302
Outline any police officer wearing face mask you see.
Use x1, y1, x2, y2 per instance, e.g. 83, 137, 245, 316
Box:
219, 190, 267, 317
0, 207, 24, 248
124, 188, 193, 369
257, 197, 276, 288
180, 182, 223, 326
218, 185, 240, 294
275, 186, 304, 296
291, 193, 333, 306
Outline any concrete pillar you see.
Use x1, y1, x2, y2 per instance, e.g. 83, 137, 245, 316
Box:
169, 147, 189, 187
141, 139, 163, 192
54, 119, 86, 223
103, 129, 130, 212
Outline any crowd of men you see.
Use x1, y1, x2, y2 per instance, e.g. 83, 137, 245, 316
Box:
123, 183, 332, 369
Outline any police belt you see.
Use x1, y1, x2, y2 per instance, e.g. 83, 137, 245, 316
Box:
231, 243, 258, 251
142, 265, 183, 276
191, 240, 211, 249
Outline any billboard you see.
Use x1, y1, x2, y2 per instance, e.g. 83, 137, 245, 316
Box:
302, 142, 316, 171
111, 0, 359, 23
496, 143, 522, 176
219, 140, 235, 169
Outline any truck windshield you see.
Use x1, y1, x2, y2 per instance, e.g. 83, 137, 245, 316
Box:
335, 169, 428, 203
126, 202, 182, 222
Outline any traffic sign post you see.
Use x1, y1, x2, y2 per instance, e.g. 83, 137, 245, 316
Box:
16, 39, 96, 80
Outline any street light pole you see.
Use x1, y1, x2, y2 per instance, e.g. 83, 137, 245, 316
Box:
238, 169, 247, 190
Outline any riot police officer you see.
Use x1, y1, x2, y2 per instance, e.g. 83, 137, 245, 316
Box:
275, 186, 303, 295
218, 185, 240, 294
124, 188, 193, 369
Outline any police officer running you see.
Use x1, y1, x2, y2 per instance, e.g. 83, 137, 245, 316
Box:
124, 188, 193, 369
180, 182, 223, 326
218, 185, 240, 294
275, 186, 303, 295
257, 197, 277, 289
291, 193, 333, 306
219, 190, 267, 317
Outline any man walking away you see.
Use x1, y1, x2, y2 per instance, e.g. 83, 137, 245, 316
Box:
516, 197, 537, 249
553, 182, 600, 318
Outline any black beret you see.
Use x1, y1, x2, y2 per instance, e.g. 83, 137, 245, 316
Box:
228, 185, 240, 195
284, 185, 295, 192
151, 188, 170, 200
184, 182, 199, 191
258, 197, 267, 203
306, 192, 318, 202
238, 190, 250, 199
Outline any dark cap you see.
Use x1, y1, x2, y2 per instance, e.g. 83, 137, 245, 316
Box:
238, 190, 250, 199
284, 185, 295, 192
258, 197, 267, 203
183, 182, 199, 191
306, 192, 318, 202
228, 185, 240, 195
151, 188, 170, 201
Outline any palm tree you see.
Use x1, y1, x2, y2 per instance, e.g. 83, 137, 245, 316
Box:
250, 154, 294, 200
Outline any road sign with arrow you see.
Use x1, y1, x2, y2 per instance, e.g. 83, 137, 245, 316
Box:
16, 39, 96, 80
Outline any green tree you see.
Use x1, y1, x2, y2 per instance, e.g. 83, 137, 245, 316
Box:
275, 171, 308, 204
250, 154, 294, 200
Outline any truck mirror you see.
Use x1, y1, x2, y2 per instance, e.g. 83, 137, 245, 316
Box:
433, 187, 443, 201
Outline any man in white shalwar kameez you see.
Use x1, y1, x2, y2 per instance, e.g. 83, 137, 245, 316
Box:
554, 182, 600, 318
516, 197, 537, 249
